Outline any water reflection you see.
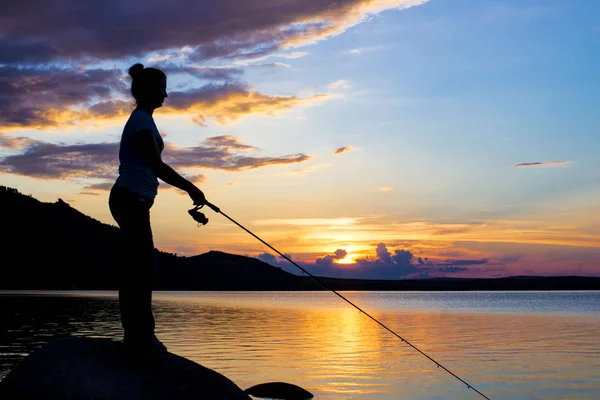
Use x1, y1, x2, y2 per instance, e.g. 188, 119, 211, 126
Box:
1, 291, 599, 399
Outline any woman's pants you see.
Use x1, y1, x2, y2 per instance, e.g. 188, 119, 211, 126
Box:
108, 185, 157, 342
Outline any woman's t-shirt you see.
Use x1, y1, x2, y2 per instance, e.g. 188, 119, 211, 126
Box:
114, 109, 164, 200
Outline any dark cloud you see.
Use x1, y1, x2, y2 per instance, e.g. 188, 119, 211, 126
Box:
302, 244, 418, 279
315, 249, 347, 267
0, 135, 38, 149
0, 73, 328, 129
158, 64, 244, 82
286, 243, 495, 280
513, 161, 569, 168
0, 66, 127, 128
375, 242, 392, 264
163, 141, 310, 171
204, 135, 256, 151
0, 35, 61, 64
334, 146, 355, 155
0, 140, 118, 179
257, 252, 294, 271
436, 266, 468, 273
0, 1, 425, 128
0, 1, 424, 64
354, 243, 417, 278
441, 259, 489, 266
0, 135, 310, 182
258, 252, 278, 266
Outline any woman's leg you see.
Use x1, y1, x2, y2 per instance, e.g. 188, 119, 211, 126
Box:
109, 186, 157, 346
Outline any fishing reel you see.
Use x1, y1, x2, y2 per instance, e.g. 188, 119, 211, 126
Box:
188, 205, 209, 226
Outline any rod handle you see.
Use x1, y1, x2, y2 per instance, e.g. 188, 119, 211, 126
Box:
205, 201, 220, 213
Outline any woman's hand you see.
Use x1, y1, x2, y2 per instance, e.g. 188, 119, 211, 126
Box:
187, 185, 206, 206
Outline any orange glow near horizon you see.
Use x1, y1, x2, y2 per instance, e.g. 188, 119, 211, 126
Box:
335, 255, 357, 265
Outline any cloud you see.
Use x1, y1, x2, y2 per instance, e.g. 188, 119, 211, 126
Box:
513, 161, 570, 168
0, 135, 310, 183
0, 135, 38, 149
284, 242, 499, 279
286, 163, 333, 175
253, 217, 359, 227
233, 51, 307, 66
327, 80, 350, 89
257, 252, 293, 269
305, 243, 419, 279
0, 1, 429, 130
1, 1, 429, 65
83, 182, 114, 191
0, 140, 119, 180
0, 72, 332, 129
157, 64, 245, 81
278, 52, 308, 59
377, 186, 394, 192
163, 84, 332, 126
334, 145, 357, 155
164, 140, 310, 171
348, 45, 384, 54
258, 252, 278, 266
315, 249, 348, 267
0, 66, 128, 129
183, 174, 206, 184
204, 135, 256, 151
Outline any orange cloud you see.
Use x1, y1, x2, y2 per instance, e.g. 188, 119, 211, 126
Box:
163, 87, 332, 126
1, 83, 332, 131
334, 146, 357, 155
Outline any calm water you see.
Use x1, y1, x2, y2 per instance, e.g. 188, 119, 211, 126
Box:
1, 291, 599, 399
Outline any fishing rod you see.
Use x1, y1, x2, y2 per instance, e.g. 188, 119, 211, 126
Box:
189, 203, 491, 400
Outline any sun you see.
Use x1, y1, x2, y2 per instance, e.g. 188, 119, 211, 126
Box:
335, 255, 356, 265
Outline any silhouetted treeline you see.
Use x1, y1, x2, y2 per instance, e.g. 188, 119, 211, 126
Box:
1, 186, 599, 291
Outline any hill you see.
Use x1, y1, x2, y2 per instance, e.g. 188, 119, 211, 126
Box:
1, 186, 599, 291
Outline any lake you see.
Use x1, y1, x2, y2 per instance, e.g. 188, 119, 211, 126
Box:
1, 291, 599, 399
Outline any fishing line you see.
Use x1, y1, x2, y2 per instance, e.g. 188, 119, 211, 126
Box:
190, 203, 491, 400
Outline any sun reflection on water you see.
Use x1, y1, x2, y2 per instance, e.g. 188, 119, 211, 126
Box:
1, 291, 599, 399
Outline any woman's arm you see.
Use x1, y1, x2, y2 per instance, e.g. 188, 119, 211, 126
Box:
135, 129, 206, 205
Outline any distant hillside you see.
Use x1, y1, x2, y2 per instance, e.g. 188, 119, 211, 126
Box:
1, 186, 599, 291
0, 186, 308, 290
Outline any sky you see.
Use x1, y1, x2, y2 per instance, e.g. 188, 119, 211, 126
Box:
1, 0, 599, 279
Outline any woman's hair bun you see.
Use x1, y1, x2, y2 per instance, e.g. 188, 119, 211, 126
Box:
128, 63, 145, 79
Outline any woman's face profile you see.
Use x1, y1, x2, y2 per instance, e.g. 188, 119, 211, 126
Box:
154, 77, 168, 108
143, 76, 168, 109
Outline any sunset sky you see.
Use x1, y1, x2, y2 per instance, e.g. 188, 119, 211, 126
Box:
1, 0, 599, 279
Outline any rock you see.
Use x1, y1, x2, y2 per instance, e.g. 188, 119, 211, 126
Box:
0, 336, 250, 399
245, 382, 314, 399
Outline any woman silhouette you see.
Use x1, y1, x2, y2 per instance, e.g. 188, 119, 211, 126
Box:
109, 63, 205, 353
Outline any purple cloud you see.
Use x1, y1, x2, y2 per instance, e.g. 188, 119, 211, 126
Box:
1, 1, 428, 129
0, 1, 427, 64
0, 135, 310, 183
269, 243, 495, 280
0, 72, 329, 129
513, 161, 569, 168
315, 249, 348, 267
0, 66, 127, 128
